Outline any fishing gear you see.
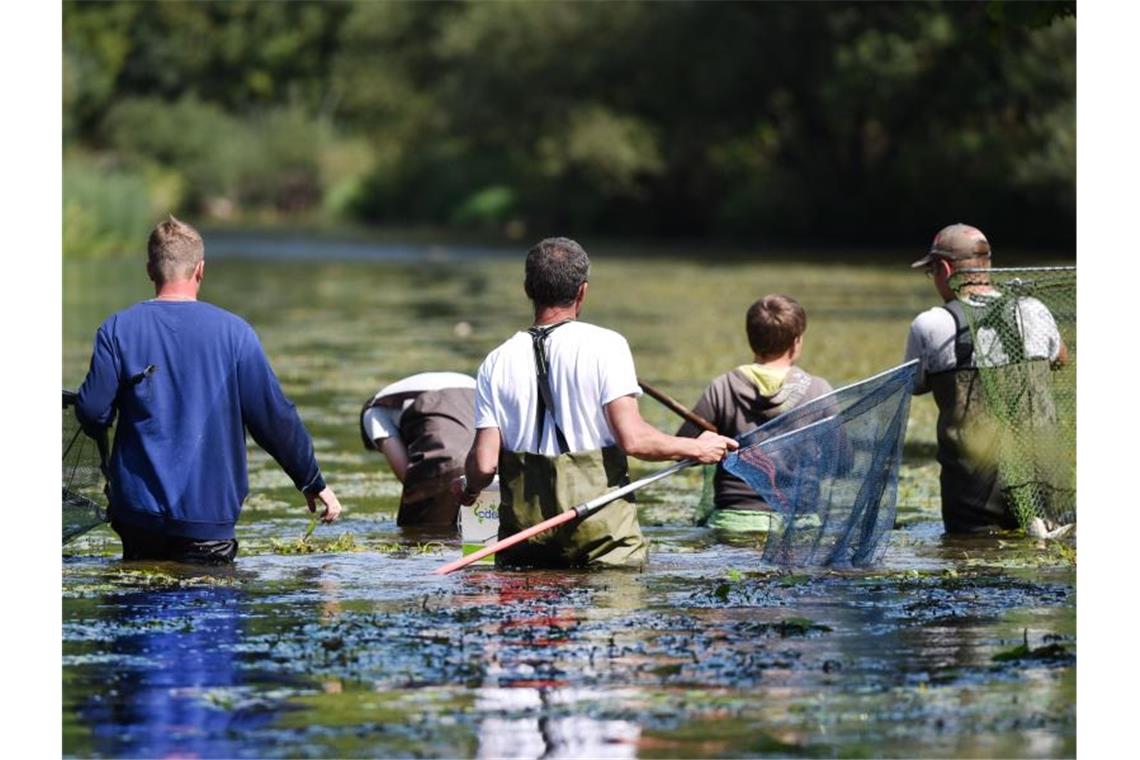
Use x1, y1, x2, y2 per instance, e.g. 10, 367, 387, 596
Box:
432, 361, 919, 574
432, 459, 694, 575
62, 390, 111, 544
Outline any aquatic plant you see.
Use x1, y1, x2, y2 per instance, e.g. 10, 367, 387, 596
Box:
373, 541, 448, 556
270, 531, 361, 555
993, 629, 1075, 664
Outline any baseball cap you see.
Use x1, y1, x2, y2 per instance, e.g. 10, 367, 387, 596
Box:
910, 223, 991, 268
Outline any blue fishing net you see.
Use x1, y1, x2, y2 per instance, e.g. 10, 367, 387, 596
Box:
723, 361, 918, 568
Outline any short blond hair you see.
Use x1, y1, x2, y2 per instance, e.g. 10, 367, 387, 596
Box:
147, 215, 203, 284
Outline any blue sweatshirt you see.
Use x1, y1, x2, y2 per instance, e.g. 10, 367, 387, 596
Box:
76, 300, 325, 540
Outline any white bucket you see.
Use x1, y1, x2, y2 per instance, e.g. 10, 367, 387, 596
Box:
459, 477, 499, 562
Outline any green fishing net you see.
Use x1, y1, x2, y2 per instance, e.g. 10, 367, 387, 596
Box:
951, 267, 1076, 535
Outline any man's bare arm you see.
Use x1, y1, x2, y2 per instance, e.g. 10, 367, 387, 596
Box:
378, 437, 410, 482
455, 427, 501, 505
1052, 340, 1070, 369
605, 395, 737, 464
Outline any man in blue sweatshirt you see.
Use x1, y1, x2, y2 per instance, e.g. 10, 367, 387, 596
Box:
76, 216, 342, 563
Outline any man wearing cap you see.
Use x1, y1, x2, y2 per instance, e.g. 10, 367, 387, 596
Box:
905, 223, 1067, 534
456, 236, 738, 567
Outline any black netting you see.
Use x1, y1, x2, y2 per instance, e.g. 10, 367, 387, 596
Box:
63, 390, 110, 544
723, 361, 917, 567
951, 267, 1076, 535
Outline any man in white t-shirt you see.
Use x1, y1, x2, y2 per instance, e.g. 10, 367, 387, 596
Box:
360, 372, 476, 526
904, 223, 1068, 534
457, 237, 738, 567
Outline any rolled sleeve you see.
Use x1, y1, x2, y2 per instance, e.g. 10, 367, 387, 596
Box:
362, 405, 401, 442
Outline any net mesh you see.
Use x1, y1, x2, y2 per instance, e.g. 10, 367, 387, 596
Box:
950, 266, 1076, 534
723, 361, 917, 568
63, 390, 110, 544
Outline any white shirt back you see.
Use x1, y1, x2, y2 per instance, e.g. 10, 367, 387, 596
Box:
362, 372, 476, 442
475, 321, 642, 455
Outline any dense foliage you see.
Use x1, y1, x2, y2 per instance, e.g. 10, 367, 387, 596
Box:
63, 0, 1075, 254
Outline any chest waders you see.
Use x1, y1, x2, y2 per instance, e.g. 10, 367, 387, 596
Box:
495, 322, 648, 568
929, 300, 1020, 532
396, 388, 476, 527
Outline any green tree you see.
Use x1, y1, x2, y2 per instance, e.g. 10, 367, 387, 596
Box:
63, 0, 1076, 248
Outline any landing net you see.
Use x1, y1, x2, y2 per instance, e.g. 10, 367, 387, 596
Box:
951, 266, 1076, 534
723, 361, 918, 568
63, 390, 110, 544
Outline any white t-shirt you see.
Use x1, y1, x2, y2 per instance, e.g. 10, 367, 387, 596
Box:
475, 321, 642, 455
363, 372, 476, 442
904, 295, 1062, 393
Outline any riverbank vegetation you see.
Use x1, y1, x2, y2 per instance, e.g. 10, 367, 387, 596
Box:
64, 1, 1074, 257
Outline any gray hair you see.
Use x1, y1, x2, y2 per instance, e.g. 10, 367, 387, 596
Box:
524, 237, 590, 308
147, 215, 204, 284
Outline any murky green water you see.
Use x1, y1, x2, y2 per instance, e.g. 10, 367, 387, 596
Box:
62, 236, 1075, 758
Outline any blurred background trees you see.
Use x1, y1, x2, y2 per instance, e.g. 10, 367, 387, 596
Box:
62, 0, 1075, 257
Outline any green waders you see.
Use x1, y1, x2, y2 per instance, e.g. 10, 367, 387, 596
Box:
493, 320, 648, 568
496, 446, 647, 568
930, 300, 1015, 533
929, 368, 1016, 533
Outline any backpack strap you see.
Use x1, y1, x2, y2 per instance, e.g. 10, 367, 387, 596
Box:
527, 320, 574, 454
941, 300, 975, 369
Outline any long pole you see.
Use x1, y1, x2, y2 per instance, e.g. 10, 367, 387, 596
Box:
432, 459, 695, 575
638, 379, 716, 433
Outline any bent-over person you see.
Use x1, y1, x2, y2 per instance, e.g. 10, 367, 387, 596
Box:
456, 237, 737, 568
360, 371, 476, 526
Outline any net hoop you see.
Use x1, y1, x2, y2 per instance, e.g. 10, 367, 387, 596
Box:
734, 359, 919, 444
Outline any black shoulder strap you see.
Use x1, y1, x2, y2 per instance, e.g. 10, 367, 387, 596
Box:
527, 320, 573, 454
941, 300, 974, 369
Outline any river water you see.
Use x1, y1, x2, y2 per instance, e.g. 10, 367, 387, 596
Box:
62, 234, 1075, 758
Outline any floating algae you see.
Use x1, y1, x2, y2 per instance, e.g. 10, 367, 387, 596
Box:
270, 531, 360, 555
265, 529, 447, 557
62, 248, 1076, 759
